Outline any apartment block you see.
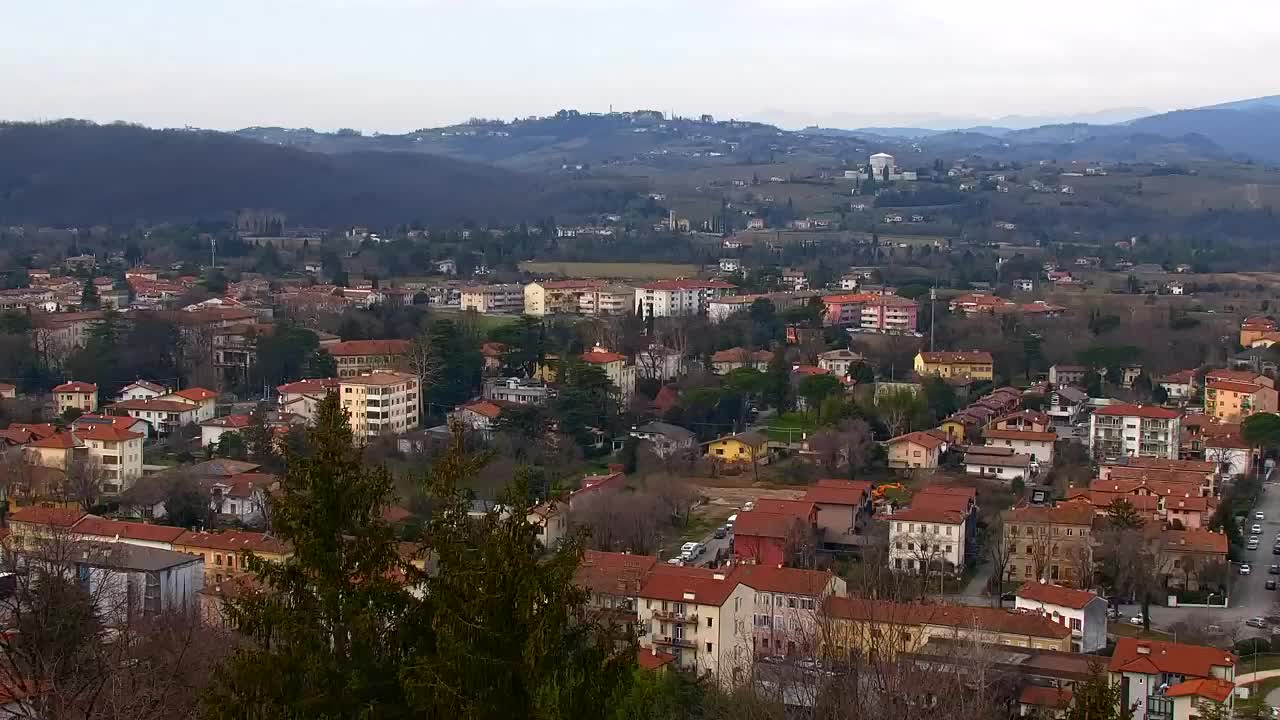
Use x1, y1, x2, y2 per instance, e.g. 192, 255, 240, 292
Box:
1088, 404, 1181, 460
339, 371, 420, 440
460, 284, 524, 314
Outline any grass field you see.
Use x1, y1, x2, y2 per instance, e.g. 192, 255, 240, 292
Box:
519, 261, 699, 279
430, 308, 520, 330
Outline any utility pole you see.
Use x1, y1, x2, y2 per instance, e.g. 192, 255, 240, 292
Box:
929, 285, 937, 352
210, 236, 217, 269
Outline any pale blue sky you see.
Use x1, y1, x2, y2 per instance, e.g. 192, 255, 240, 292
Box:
3, 0, 1278, 132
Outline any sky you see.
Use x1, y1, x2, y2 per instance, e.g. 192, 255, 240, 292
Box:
3, 0, 1279, 132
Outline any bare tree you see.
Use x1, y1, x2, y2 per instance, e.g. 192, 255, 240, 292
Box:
645, 474, 700, 528
63, 455, 107, 512
984, 514, 1014, 606
405, 330, 442, 419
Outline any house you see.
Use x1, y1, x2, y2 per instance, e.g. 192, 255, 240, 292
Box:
914, 351, 994, 381
460, 284, 524, 314
718, 258, 743, 273
1239, 316, 1277, 347
1014, 279, 1035, 292
1015, 581, 1108, 653
990, 410, 1052, 433
574, 550, 658, 622
634, 345, 683, 382
1108, 638, 1236, 720
633, 279, 736, 318
53, 380, 98, 415
275, 377, 340, 420
112, 399, 204, 437
1229, 346, 1279, 376
1046, 385, 1088, 425
710, 347, 772, 374
71, 424, 144, 495
1203, 372, 1277, 423
962, 446, 1034, 481
1089, 404, 1182, 460
1047, 365, 1088, 387
1159, 528, 1229, 590
452, 401, 504, 437
630, 422, 696, 458
887, 504, 968, 574
204, 473, 274, 525
885, 431, 946, 469
581, 347, 636, 403
705, 431, 769, 465
732, 499, 818, 566
173, 530, 291, 586
804, 479, 873, 547
1157, 370, 1198, 402
982, 428, 1056, 465
1002, 503, 1095, 587
71, 413, 151, 440
328, 339, 410, 378
117, 380, 168, 402
527, 470, 627, 549
1166, 281, 1185, 295
68, 516, 187, 550
1203, 432, 1254, 478
200, 414, 253, 448
634, 565, 753, 683
157, 387, 218, 423
949, 292, 1014, 315
817, 349, 864, 377
482, 377, 552, 407
781, 268, 808, 291
735, 565, 846, 658
823, 598, 1073, 655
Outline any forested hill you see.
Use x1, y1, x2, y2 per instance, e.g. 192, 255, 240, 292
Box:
0, 121, 554, 227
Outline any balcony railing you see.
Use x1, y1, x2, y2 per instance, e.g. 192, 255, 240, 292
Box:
652, 609, 699, 624
652, 636, 697, 650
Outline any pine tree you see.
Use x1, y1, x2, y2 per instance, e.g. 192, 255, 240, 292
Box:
79, 278, 100, 310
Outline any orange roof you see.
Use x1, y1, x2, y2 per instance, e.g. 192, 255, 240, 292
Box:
1206, 369, 1266, 384
575, 551, 658, 596
638, 565, 740, 605
1158, 369, 1197, 384
890, 505, 966, 524
1093, 404, 1180, 419
9, 506, 86, 527
276, 378, 340, 395
114, 399, 201, 413
53, 381, 96, 393
1165, 677, 1234, 703
73, 425, 143, 442
1162, 528, 1228, 555
1116, 457, 1216, 474
201, 414, 253, 429
1109, 638, 1235, 677
1019, 686, 1072, 709
10, 423, 56, 439
538, 279, 603, 289
804, 479, 872, 506
327, 339, 410, 357
1004, 503, 1095, 526
637, 648, 677, 670
29, 432, 78, 449
888, 431, 945, 450
1016, 581, 1101, 610
983, 428, 1057, 442
171, 387, 216, 402
751, 498, 816, 518
73, 517, 187, 543
581, 350, 627, 364
734, 510, 807, 539
733, 565, 834, 597
791, 365, 829, 376
825, 597, 1071, 640
710, 347, 773, 364
174, 530, 290, 555
460, 401, 503, 419
73, 414, 144, 431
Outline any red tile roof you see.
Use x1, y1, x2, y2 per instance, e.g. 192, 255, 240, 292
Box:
53, 381, 97, 393
276, 378, 340, 395
1116, 457, 1217, 474
581, 351, 627, 364
10, 423, 57, 439
114, 399, 200, 413
171, 387, 216, 402
710, 347, 773, 364
1165, 677, 1234, 703
327, 339, 411, 357
9, 507, 86, 527
174, 530, 290, 555
1162, 528, 1228, 555
1019, 686, 1072, 709
804, 479, 872, 506
638, 565, 740, 605
888, 431, 946, 450
73, 425, 143, 442
73, 517, 187, 544
983, 428, 1058, 442
460, 401, 503, 419
825, 597, 1071, 640
733, 510, 807, 539
637, 648, 677, 670
889, 505, 966, 524
201, 414, 252, 429
1108, 638, 1235, 677
733, 565, 834, 597
575, 551, 659, 596
1093, 404, 1180, 419
1016, 581, 1101, 610
1004, 503, 1095, 526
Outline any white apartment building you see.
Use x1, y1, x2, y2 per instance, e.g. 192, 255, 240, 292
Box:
817, 349, 863, 377
634, 279, 736, 318
25, 426, 144, 496
636, 565, 754, 683
1088, 404, 1181, 460
735, 565, 847, 658
339, 371, 420, 441
460, 284, 524, 314
578, 286, 634, 316
887, 506, 968, 574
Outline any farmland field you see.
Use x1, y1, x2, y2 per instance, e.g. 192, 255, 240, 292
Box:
519, 261, 700, 279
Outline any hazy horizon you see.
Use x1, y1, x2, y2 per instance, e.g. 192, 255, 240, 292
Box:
3, 0, 1278, 134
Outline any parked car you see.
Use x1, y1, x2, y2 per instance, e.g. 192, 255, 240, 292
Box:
1242, 564, 1253, 575
1128, 614, 1146, 626
1107, 606, 1121, 620
1247, 617, 1269, 628
1267, 579, 1276, 591
1254, 524, 1264, 534
1258, 512, 1267, 521
1269, 564, 1279, 575
713, 526, 727, 539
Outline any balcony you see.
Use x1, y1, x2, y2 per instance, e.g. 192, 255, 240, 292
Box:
652, 609, 699, 624
652, 636, 697, 650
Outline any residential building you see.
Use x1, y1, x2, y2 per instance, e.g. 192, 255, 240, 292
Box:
804, 479, 873, 547
887, 505, 968, 574
990, 410, 1052, 433
59, 543, 204, 623
113, 399, 204, 437
204, 473, 274, 525
173, 530, 291, 586
630, 422, 697, 458
983, 428, 1056, 465
53, 381, 98, 415
963, 446, 1034, 481
74, 424, 144, 495
633, 279, 737, 318
483, 377, 552, 406
1047, 385, 1088, 425
574, 550, 657, 622
1157, 370, 1198, 402
950, 292, 1015, 315
1002, 503, 1095, 587
823, 598, 1073, 655
885, 430, 946, 469
1229, 346, 1279, 376
71, 413, 151, 440
157, 387, 218, 424
914, 351, 994, 381
200, 414, 253, 448
275, 377, 339, 420
635, 345, 683, 382
710, 347, 772, 374
523, 279, 602, 316
452, 400, 505, 437
1203, 372, 1277, 423
579, 286, 635, 316
0, 383, 15, 399
1159, 528, 1229, 590
460, 283, 524, 314
635, 565, 753, 682
705, 431, 768, 465
328, 339, 410, 378
581, 347, 636, 403
817, 349, 864, 377
70, 516, 187, 550
1239, 316, 1277, 347
1088, 404, 1181, 460
736, 565, 846, 657
1108, 638, 1236, 720
732, 499, 818, 567
1015, 581, 1108, 653
1048, 365, 1088, 386
820, 293, 919, 332
117, 380, 168, 402
339, 371, 420, 440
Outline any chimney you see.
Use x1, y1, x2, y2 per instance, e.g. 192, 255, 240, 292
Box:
1136, 643, 1151, 655
652, 646, 658, 656
712, 572, 726, 581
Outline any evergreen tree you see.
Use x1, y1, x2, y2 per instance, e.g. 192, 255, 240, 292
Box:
762, 344, 791, 411
79, 278, 100, 310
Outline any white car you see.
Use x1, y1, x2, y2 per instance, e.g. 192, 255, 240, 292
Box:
1242, 564, 1253, 575
1129, 614, 1146, 626
1257, 512, 1266, 521
1254, 524, 1264, 534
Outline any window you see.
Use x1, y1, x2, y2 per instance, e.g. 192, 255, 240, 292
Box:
945, 545, 952, 554
215, 554, 223, 566
707, 617, 713, 628
946, 526, 953, 536
788, 597, 797, 609
144, 571, 161, 615
1071, 618, 1082, 631
706, 642, 713, 653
